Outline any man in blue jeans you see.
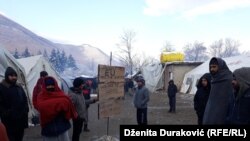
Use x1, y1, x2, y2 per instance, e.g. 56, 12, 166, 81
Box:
133, 77, 150, 125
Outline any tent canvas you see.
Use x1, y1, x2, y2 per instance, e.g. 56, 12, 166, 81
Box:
17, 55, 62, 105
0, 46, 32, 114
180, 55, 250, 94
141, 62, 164, 93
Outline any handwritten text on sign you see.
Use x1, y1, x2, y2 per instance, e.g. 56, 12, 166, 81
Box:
98, 65, 124, 83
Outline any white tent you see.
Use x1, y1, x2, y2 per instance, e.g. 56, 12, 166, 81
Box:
17, 55, 62, 102
0, 46, 32, 113
180, 55, 250, 94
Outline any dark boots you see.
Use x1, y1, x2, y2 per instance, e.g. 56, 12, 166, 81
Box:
83, 124, 90, 132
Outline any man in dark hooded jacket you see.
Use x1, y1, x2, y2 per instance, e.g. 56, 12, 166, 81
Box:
0, 67, 29, 141
167, 80, 177, 113
229, 67, 250, 124
194, 73, 211, 125
203, 57, 234, 124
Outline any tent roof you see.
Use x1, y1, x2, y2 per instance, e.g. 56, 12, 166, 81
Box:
181, 55, 250, 94
186, 55, 250, 76
17, 55, 43, 75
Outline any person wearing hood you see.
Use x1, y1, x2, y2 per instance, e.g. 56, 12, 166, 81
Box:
229, 67, 250, 124
32, 71, 48, 126
203, 57, 234, 124
36, 76, 77, 141
194, 73, 211, 125
133, 76, 150, 125
68, 77, 97, 141
0, 67, 29, 141
32, 71, 48, 110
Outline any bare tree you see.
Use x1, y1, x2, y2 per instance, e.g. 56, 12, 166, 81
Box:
133, 53, 156, 72
183, 41, 209, 61
161, 41, 175, 52
116, 29, 136, 74
222, 38, 240, 57
209, 38, 240, 58
210, 39, 223, 57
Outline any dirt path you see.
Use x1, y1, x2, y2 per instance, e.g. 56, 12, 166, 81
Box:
23, 91, 197, 141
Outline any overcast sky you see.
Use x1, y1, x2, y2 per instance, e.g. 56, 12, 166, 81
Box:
1, 0, 250, 59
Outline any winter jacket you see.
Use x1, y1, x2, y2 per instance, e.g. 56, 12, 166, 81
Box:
0, 80, 29, 129
41, 113, 71, 136
32, 77, 44, 110
133, 86, 149, 109
203, 57, 234, 124
194, 73, 211, 117
167, 84, 177, 98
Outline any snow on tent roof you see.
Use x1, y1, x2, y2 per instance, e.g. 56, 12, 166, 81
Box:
180, 55, 250, 94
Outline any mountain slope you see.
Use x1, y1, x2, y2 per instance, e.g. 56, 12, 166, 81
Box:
0, 13, 117, 75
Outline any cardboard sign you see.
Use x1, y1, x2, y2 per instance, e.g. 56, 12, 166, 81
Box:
98, 65, 125, 118
98, 65, 124, 83
98, 82, 124, 101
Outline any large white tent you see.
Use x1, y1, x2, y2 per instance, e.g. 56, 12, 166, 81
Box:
180, 55, 250, 94
17, 55, 62, 100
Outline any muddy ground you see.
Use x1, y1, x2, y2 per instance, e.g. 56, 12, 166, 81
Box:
23, 91, 197, 141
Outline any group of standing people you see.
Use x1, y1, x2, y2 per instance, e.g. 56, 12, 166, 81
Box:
194, 57, 250, 125
0, 67, 97, 141
1, 57, 249, 141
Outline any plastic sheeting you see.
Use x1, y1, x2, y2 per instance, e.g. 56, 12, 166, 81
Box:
141, 62, 164, 93
160, 52, 184, 63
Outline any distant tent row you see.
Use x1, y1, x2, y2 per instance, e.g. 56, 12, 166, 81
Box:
180, 55, 250, 95
0, 46, 65, 118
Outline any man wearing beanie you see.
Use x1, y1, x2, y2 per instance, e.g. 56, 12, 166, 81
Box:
133, 76, 150, 125
68, 77, 97, 141
203, 57, 234, 124
0, 67, 29, 141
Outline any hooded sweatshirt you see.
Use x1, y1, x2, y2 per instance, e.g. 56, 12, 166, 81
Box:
203, 57, 234, 124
